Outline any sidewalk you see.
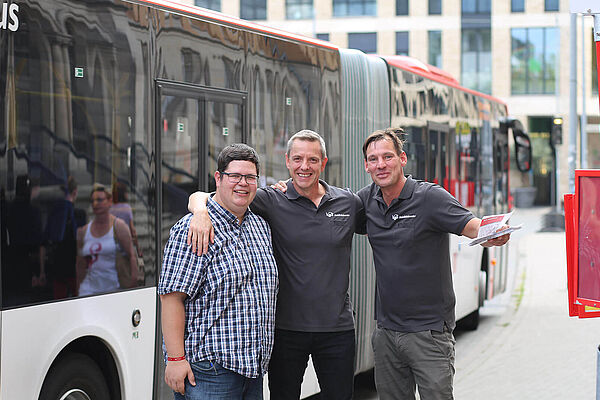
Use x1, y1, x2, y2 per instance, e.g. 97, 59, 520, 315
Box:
454, 207, 600, 399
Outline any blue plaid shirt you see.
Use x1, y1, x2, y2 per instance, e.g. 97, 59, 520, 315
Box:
158, 197, 278, 377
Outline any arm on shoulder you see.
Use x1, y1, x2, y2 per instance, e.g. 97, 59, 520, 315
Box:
187, 192, 214, 256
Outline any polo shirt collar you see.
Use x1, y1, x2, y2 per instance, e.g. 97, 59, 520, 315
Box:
374, 175, 416, 205
285, 178, 332, 203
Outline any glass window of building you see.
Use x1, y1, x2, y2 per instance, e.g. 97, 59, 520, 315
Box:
461, 28, 491, 93
428, 30, 442, 68
396, 31, 409, 56
348, 32, 377, 54
397, 0, 409, 15
511, 27, 559, 94
511, 0, 524, 12
240, 0, 267, 20
333, 0, 376, 17
429, 0, 442, 15
545, 0, 559, 12
287, 0, 313, 19
194, 0, 221, 11
316, 33, 330, 41
462, 0, 490, 14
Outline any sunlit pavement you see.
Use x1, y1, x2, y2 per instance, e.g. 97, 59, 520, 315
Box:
351, 206, 600, 400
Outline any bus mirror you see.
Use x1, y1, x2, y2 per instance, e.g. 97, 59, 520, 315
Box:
514, 132, 532, 172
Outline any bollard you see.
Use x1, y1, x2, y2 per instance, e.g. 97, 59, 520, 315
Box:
597, 345, 600, 400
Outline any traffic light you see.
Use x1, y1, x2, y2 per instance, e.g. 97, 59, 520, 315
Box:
551, 117, 563, 145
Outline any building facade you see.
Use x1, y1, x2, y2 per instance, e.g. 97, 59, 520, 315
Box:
180, 0, 598, 206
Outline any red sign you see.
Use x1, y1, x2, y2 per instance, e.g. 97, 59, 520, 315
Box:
565, 170, 600, 318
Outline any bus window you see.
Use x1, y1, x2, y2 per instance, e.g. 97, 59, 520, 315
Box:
1, 5, 153, 308
403, 126, 426, 180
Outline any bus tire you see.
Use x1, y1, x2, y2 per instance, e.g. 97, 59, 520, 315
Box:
459, 309, 480, 331
39, 353, 110, 400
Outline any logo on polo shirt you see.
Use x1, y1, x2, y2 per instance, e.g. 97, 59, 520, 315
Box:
326, 211, 350, 218
392, 214, 416, 220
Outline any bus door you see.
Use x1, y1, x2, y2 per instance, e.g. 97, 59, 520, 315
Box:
155, 80, 247, 398
427, 122, 449, 190
493, 127, 509, 214
157, 80, 247, 239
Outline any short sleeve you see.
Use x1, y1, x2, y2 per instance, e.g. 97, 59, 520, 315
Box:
353, 192, 367, 235
425, 185, 474, 235
250, 187, 273, 222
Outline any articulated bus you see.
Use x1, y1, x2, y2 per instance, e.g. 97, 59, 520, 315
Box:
0, 0, 532, 398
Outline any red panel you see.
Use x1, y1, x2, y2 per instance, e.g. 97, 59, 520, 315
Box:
564, 193, 577, 317
575, 170, 600, 308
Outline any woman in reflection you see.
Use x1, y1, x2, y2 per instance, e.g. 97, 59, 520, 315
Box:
76, 184, 137, 296
110, 181, 142, 259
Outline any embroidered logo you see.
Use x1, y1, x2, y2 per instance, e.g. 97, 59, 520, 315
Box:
326, 212, 350, 218
392, 214, 416, 220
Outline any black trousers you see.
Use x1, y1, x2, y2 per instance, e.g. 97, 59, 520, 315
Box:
268, 328, 355, 400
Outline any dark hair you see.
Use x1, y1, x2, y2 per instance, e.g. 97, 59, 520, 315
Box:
362, 128, 405, 160
217, 143, 260, 176
112, 181, 128, 203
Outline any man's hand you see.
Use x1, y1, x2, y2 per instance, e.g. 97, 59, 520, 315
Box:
271, 180, 288, 192
481, 225, 511, 248
187, 210, 214, 256
165, 359, 195, 395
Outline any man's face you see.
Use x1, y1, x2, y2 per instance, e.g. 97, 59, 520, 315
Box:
214, 160, 258, 217
285, 139, 328, 192
364, 138, 407, 189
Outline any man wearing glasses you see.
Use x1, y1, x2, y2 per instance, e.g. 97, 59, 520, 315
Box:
187, 130, 364, 399
159, 143, 278, 399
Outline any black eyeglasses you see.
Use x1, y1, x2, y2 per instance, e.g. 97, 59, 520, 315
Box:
220, 172, 259, 185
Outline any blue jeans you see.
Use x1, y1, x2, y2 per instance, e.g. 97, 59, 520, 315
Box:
173, 361, 263, 400
268, 329, 355, 400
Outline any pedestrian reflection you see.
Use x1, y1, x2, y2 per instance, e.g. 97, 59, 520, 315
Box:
45, 176, 87, 299
76, 184, 138, 296
3, 175, 45, 305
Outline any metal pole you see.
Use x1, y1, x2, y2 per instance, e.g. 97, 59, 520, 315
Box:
582, 15, 588, 169
555, 14, 561, 211
569, 13, 578, 193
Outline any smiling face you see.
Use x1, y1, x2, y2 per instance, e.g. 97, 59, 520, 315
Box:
213, 160, 258, 221
285, 139, 328, 193
364, 138, 407, 189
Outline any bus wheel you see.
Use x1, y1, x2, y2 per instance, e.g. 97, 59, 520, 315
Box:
459, 309, 480, 331
39, 353, 110, 400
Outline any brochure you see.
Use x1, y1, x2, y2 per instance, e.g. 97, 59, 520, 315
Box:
466, 211, 523, 246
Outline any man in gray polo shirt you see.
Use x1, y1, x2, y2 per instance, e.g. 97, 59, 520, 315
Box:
187, 130, 364, 400
358, 128, 509, 400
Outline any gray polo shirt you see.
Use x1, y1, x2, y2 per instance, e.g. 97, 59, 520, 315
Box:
251, 180, 365, 332
357, 176, 473, 333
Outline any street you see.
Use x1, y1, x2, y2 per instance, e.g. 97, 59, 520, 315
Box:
351, 206, 600, 399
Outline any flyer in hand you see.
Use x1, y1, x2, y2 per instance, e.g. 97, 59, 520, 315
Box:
466, 211, 522, 246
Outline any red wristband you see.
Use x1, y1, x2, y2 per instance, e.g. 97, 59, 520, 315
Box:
167, 356, 185, 362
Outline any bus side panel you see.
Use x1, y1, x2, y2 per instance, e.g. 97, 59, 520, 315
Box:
0, 288, 156, 400
340, 49, 390, 374
451, 235, 483, 320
